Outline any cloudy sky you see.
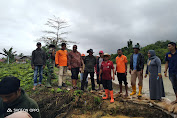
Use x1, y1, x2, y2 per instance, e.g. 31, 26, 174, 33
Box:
0, 0, 177, 57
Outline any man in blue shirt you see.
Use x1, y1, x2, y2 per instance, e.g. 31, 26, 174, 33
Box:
129, 45, 144, 97
165, 42, 177, 104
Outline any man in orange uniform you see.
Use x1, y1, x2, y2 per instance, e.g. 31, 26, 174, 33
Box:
55, 43, 68, 88
115, 49, 128, 97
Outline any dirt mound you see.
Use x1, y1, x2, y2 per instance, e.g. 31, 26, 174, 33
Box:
30, 88, 173, 118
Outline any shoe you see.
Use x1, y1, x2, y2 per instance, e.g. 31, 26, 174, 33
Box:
130, 86, 136, 96
32, 86, 36, 90
62, 83, 67, 87
137, 86, 142, 97
58, 86, 62, 89
110, 90, 114, 103
102, 89, 109, 100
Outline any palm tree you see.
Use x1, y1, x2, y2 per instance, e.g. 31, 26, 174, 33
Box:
0, 47, 17, 64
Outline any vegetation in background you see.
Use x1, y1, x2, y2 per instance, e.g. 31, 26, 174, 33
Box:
0, 47, 17, 63
110, 40, 175, 64
0, 62, 57, 93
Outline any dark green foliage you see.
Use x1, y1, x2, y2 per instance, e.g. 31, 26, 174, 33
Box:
94, 96, 101, 105
110, 40, 176, 64
0, 62, 54, 91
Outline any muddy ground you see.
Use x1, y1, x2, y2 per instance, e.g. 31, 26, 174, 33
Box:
27, 77, 175, 118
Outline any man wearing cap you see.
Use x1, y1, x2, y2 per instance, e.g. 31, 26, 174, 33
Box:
129, 45, 144, 97
31, 42, 46, 90
0, 77, 41, 118
165, 42, 177, 104
55, 43, 68, 89
68, 45, 82, 89
96, 51, 104, 90
81, 49, 96, 91
46, 44, 56, 88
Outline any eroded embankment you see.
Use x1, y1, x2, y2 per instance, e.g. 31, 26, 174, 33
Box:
30, 87, 175, 118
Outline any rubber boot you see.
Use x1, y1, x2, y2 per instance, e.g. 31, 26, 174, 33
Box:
102, 89, 109, 100
46, 78, 52, 88
130, 86, 136, 96
110, 90, 114, 103
138, 86, 142, 97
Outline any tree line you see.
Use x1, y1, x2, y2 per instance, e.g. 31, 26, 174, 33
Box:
110, 40, 176, 64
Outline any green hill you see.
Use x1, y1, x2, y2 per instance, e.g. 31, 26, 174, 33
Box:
110, 40, 176, 64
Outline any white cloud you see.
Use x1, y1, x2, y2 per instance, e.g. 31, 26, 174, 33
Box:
0, 0, 177, 57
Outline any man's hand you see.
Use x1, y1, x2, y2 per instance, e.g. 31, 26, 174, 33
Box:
125, 71, 127, 75
68, 66, 71, 70
115, 71, 117, 75
99, 76, 101, 81
140, 69, 143, 74
32, 66, 34, 70
158, 74, 162, 79
113, 76, 115, 80
129, 69, 131, 74
43, 65, 45, 69
79, 68, 82, 73
164, 71, 168, 77
144, 74, 147, 78
57, 65, 60, 68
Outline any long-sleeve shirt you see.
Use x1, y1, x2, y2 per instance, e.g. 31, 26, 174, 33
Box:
1, 89, 41, 118
31, 48, 46, 66
55, 50, 67, 67
67, 51, 82, 68
84, 55, 96, 72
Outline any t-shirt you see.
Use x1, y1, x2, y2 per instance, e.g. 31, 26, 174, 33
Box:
165, 50, 177, 74
101, 60, 114, 80
133, 54, 138, 70
99, 57, 103, 69
116, 55, 128, 73
55, 50, 67, 66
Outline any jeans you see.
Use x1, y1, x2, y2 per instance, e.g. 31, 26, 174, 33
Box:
169, 73, 177, 94
33, 65, 43, 86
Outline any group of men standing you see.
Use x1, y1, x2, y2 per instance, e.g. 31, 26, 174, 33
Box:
31, 42, 98, 91
31, 41, 177, 104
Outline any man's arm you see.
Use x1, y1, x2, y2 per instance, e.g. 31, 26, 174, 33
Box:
112, 67, 115, 80
55, 51, 59, 68
94, 56, 96, 66
67, 52, 71, 70
140, 54, 145, 70
99, 69, 102, 80
0, 98, 4, 118
125, 63, 127, 75
164, 61, 168, 77
43, 51, 46, 68
31, 51, 34, 69
115, 65, 117, 75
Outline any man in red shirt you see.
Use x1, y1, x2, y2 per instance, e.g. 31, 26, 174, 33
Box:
99, 53, 115, 103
